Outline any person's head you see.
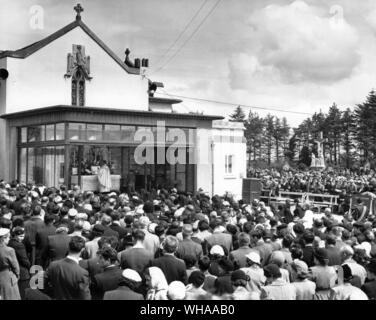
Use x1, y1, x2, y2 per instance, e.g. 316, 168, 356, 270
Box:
145, 266, 168, 291
92, 224, 105, 238
245, 251, 261, 267
182, 224, 193, 239
11, 226, 25, 242
188, 271, 205, 289
282, 235, 293, 249
269, 251, 285, 268
162, 235, 179, 254
209, 245, 225, 259
167, 281, 186, 300
340, 245, 354, 263
98, 246, 118, 267
133, 229, 145, 243
98, 235, 119, 250
292, 260, 309, 280
290, 246, 303, 260
303, 231, 315, 245
293, 223, 305, 236
238, 232, 250, 247
198, 256, 211, 272
68, 236, 85, 255
32, 205, 42, 217
183, 254, 197, 269
314, 248, 329, 266
101, 215, 112, 226
231, 269, 250, 289
120, 269, 142, 291
0, 228, 10, 245
263, 263, 282, 283
326, 234, 337, 246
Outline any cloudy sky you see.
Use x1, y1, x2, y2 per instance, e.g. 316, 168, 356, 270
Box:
2, 0, 376, 126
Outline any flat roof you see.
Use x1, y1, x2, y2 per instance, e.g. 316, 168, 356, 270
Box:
1, 105, 223, 121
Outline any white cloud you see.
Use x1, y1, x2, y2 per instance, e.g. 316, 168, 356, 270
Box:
230, 0, 360, 88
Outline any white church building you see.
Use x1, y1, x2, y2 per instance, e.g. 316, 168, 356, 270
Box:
0, 4, 246, 199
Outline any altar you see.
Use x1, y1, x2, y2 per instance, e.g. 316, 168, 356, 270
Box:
71, 175, 121, 192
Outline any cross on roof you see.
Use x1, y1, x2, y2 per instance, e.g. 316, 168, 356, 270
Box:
74, 4, 84, 19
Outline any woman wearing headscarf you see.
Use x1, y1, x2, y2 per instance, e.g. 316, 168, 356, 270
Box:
309, 248, 337, 300
0, 228, 21, 300
8, 226, 31, 299
145, 266, 168, 300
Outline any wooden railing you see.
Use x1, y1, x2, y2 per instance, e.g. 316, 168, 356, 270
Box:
261, 189, 339, 210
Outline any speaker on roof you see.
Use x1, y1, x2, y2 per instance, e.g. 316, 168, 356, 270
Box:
0, 69, 9, 80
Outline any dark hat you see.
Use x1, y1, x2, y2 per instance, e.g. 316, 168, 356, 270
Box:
92, 224, 105, 235
342, 264, 353, 281
263, 264, 282, 278
218, 258, 234, 272
11, 226, 25, 236
231, 270, 250, 282
314, 248, 329, 261
188, 271, 205, 287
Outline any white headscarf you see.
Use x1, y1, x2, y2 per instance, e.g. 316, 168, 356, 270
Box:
146, 267, 168, 300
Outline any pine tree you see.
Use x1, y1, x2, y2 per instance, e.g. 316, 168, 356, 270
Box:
229, 106, 246, 122
354, 90, 376, 162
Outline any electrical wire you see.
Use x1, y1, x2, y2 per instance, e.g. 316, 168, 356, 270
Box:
152, 0, 210, 69
150, 0, 223, 75
157, 91, 313, 115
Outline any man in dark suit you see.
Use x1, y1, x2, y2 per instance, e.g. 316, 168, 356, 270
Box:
325, 235, 342, 266
176, 224, 203, 263
119, 229, 153, 273
43, 224, 71, 268
206, 223, 233, 255
103, 269, 144, 300
302, 231, 315, 267
91, 246, 122, 300
101, 215, 119, 238
45, 236, 91, 300
35, 214, 56, 267
229, 232, 252, 269
24, 205, 45, 265
151, 235, 188, 284
80, 235, 119, 283
110, 211, 127, 240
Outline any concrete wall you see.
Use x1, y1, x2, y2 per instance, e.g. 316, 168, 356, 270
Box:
5, 27, 148, 114
195, 127, 213, 195
212, 121, 246, 200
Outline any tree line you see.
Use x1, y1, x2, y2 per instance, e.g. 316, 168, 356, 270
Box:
229, 90, 376, 169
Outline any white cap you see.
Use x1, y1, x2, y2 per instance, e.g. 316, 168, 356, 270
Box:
167, 281, 186, 300
0, 228, 10, 237
245, 251, 261, 265
68, 208, 78, 217
76, 213, 88, 220
83, 204, 93, 211
210, 245, 225, 256
122, 269, 142, 282
222, 201, 230, 207
174, 207, 185, 218
135, 205, 144, 215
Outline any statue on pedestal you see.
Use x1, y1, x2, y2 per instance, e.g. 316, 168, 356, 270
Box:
310, 132, 326, 170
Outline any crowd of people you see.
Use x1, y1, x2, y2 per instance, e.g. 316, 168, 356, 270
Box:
0, 177, 376, 300
251, 168, 376, 195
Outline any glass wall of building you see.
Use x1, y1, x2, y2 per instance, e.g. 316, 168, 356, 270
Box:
18, 122, 195, 192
